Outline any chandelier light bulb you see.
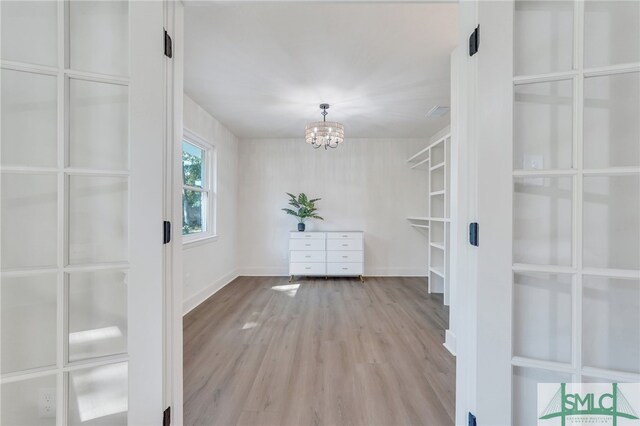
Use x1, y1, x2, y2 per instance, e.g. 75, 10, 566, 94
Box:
304, 104, 345, 150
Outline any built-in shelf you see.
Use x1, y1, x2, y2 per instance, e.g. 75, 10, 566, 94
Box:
407, 134, 448, 164
430, 266, 445, 278
410, 157, 430, 170
430, 162, 445, 171
406, 127, 451, 305
430, 217, 450, 222
406, 147, 429, 164
407, 217, 450, 223
410, 224, 430, 229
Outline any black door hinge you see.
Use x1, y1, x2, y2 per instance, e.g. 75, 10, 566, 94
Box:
163, 221, 171, 244
469, 222, 479, 247
164, 29, 173, 58
469, 25, 479, 56
163, 406, 171, 426
468, 412, 477, 426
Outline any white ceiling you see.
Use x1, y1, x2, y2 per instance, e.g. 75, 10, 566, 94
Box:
184, 2, 458, 139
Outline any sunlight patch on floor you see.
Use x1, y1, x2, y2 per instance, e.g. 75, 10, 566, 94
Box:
270, 283, 300, 297
241, 321, 259, 330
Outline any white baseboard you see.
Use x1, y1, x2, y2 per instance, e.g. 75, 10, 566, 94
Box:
183, 270, 239, 315
444, 329, 457, 356
239, 267, 288, 276
364, 267, 428, 277
239, 266, 428, 277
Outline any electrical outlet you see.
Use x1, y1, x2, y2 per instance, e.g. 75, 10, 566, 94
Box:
38, 388, 56, 418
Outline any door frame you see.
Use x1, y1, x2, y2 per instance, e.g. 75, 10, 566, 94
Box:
129, 1, 168, 423
163, 1, 185, 425
473, 1, 514, 423
452, 1, 514, 424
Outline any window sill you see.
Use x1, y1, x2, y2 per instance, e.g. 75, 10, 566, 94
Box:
183, 234, 219, 248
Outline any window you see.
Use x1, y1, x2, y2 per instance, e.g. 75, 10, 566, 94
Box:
182, 130, 216, 243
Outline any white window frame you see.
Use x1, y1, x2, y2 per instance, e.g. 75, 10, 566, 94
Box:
182, 128, 217, 245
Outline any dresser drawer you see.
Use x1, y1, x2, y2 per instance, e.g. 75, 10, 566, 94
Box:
290, 251, 326, 263
290, 262, 326, 275
327, 239, 362, 251
289, 239, 325, 251
327, 250, 363, 263
289, 232, 326, 239
327, 232, 363, 240
327, 262, 363, 276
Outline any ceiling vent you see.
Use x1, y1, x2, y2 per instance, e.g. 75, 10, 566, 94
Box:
426, 105, 450, 117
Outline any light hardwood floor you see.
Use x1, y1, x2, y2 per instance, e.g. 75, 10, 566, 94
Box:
184, 276, 455, 426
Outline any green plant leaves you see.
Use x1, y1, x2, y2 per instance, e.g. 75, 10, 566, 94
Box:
282, 192, 324, 222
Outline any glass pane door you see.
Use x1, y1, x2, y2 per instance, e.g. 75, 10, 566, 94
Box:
512, 1, 640, 424
1, 1, 131, 424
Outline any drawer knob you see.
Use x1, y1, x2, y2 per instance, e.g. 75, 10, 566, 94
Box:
342, 256, 348, 258
342, 267, 348, 270
342, 244, 348, 246
305, 235, 311, 237
305, 267, 311, 270
305, 244, 311, 246
342, 235, 348, 237
305, 256, 311, 258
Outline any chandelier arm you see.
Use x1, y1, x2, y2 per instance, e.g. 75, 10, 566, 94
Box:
305, 103, 344, 150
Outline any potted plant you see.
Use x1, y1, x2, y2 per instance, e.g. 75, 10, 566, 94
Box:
282, 192, 324, 231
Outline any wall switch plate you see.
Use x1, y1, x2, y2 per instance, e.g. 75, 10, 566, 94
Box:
38, 388, 56, 418
523, 154, 544, 170
523, 154, 545, 185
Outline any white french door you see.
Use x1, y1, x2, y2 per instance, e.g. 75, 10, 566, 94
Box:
475, 1, 640, 424
1, 1, 165, 424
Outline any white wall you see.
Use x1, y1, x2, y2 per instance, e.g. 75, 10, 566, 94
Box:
237, 137, 429, 276
182, 95, 239, 314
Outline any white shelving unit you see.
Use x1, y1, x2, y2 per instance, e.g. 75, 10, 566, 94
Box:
406, 128, 451, 304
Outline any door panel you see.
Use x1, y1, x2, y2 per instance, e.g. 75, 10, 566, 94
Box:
513, 177, 573, 266
1, 173, 58, 269
583, 72, 640, 168
68, 78, 129, 170
584, 0, 640, 68
1, 274, 58, 374
582, 276, 640, 373
513, 1, 574, 76
0, 1, 58, 67
67, 175, 128, 265
1, 1, 164, 424
0, 374, 58, 426
68, 1, 129, 76
1, 69, 58, 167
512, 367, 572, 425
67, 362, 128, 425
513, 272, 572, 363
475, 1, 640, 424
513, 79, 573, 170
583, 175, 640, 270
68, 270, 128, 362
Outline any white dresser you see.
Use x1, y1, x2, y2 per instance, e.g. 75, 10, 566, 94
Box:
289, 231, 364, 281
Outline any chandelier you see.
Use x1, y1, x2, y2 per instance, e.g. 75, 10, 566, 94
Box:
304, 103, 345, 149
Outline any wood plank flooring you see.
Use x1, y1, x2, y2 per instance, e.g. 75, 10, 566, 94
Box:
184, 276, 455, 426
